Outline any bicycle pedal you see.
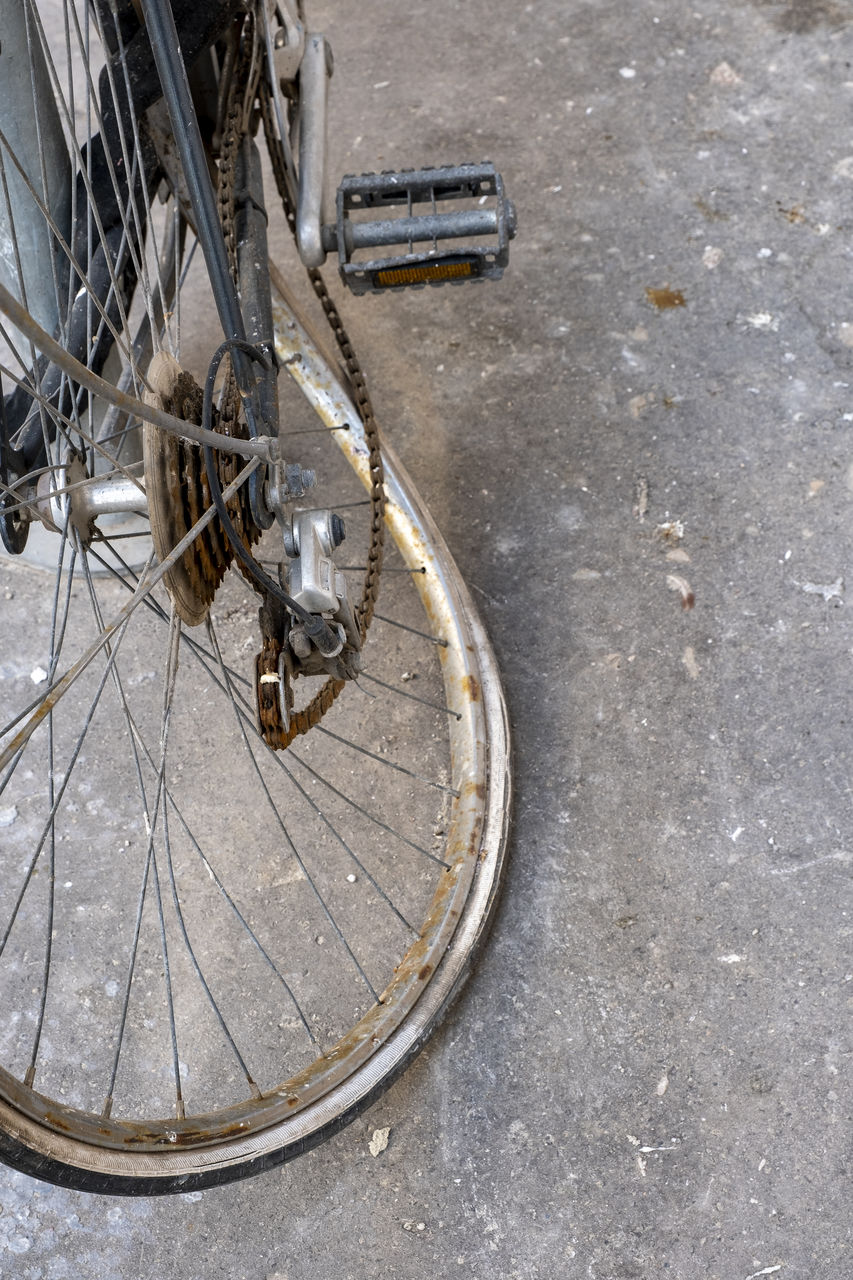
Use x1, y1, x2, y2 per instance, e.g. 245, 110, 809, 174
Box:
324, 163, 516, 295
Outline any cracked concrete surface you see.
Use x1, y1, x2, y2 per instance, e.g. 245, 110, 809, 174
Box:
1, 0, 851, 1276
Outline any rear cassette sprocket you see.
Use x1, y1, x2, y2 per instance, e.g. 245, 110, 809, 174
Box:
142, 349, 260, 626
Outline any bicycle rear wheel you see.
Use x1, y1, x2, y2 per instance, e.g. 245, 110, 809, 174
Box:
0, 0, 510, 1193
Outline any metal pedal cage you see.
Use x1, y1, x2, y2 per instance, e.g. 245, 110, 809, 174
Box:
326, 163, 517, 295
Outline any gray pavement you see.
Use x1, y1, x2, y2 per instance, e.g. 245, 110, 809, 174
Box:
2, 0, 852, 1276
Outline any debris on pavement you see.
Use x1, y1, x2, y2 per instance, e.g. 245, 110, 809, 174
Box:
369, 1127, 390, 1157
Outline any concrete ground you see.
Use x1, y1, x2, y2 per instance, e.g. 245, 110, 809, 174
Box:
2, 0, 851, 1276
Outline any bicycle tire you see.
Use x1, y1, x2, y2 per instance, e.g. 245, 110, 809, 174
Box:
0, 0, 511, 1193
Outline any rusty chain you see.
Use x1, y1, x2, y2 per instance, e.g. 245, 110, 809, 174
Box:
257, 54, 386, 639
243, 25, 386, 750
157, 12, 385, 749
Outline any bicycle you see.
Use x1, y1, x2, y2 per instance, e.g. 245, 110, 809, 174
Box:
0, 0, 513, 1193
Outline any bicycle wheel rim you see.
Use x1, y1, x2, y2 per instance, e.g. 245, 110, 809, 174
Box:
0, 393, 511, 1192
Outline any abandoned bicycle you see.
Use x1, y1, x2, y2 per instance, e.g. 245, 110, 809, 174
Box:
0, 0, 513, 1192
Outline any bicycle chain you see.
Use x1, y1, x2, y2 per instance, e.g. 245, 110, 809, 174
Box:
249, 58, 386, 750
257, 81, 386, 632
156, 18, 385, 749
212, 14, 269, 594
163, 20, 381, 747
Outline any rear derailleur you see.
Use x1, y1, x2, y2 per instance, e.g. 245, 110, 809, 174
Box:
255, 459, 362, 748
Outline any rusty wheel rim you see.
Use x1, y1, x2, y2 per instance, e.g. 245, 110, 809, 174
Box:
0, 281, 510, 1184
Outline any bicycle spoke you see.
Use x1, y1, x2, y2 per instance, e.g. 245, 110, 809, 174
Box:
158, 799, 261, 1110
84, 539, 254, 693
260, 747, 419, 935
0, 121, 135, 373
1, 611, 134, 961
205, 620, 380, 1003
87, 537, 457, 879
0, 456, 261, 764
151, 613, 451, 871
33, 0, 146, 365
315, 724, 460, 797
161, 784, 318, 1050
98, 4, 167, 349
373, 612, 449, 648
0, 357, 149, 485
103, 827, 154, 1118
285, 748, 450, 868
360, 670, 462, 721
149, 613, 191, 1117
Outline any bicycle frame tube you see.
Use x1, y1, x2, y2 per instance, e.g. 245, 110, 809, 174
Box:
137, 0, 246, 352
